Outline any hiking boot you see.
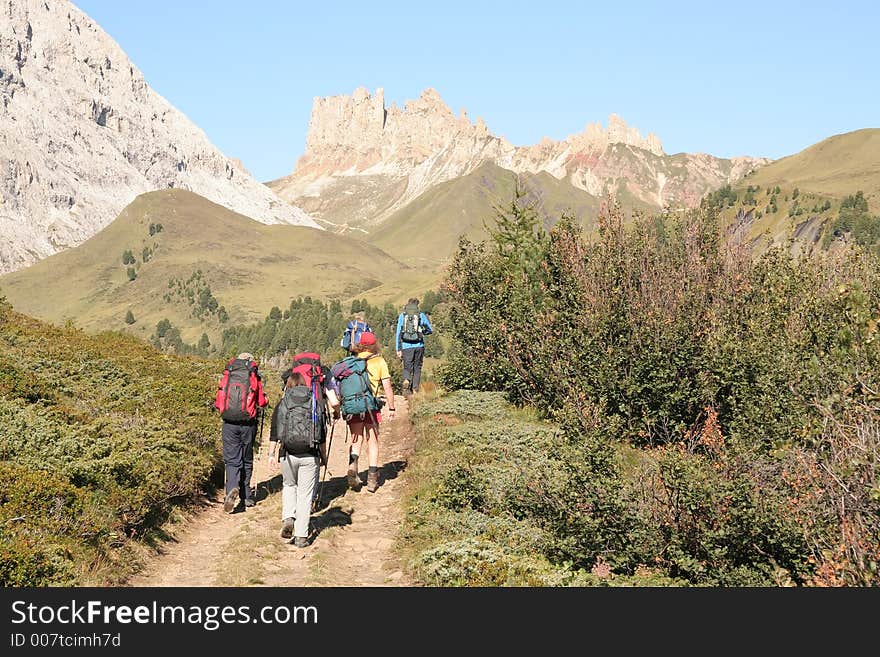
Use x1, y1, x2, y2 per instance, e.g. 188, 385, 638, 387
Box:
223, 488, 239, 513
293, 536, 309, 548
280, 517, 294, 539
347, 459, 360, 489
244, 497, 256, 508
403, 379, 412, 398
367, 470, 379, 493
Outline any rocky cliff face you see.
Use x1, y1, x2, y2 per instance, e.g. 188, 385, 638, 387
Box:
0, 0, 318, 274
270, 87, 769, 230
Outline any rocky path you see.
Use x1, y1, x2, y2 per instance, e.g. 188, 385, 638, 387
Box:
127, 394, 415, 587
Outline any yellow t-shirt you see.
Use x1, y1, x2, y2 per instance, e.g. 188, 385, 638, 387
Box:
357, 351, 390, 396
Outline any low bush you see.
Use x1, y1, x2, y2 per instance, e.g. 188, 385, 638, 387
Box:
0, 299, 221, 585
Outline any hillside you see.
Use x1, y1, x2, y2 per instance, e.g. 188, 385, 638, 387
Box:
714, 129, 880, 253
0, 299, 220, 585
0, 189, 437, 345
368, 161, 603, 267
741, 129, 880, 203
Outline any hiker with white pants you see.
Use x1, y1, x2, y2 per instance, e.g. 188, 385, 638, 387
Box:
268, 370, 336, 547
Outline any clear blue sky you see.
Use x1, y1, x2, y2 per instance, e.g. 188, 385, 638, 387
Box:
75, 0, 879, 183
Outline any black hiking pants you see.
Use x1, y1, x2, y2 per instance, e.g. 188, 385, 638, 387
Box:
401, 346, 425, 392
222, 421, 257, 502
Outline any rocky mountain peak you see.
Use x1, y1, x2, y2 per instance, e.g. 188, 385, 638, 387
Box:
271, 86, 768, 230
0, 0, 318, 274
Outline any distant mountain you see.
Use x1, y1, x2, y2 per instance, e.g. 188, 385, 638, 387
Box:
367, 161, 602, 267
0, 189, 432, 345
713, 129, 880, 254
0, 0, 318, 275
268, 87, 769, 240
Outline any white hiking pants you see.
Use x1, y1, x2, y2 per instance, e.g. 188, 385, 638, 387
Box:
280, 453, 320, 539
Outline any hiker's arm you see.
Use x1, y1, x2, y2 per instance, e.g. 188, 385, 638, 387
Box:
213, 376, 224, 412
325, 379, 340, 410
382, 377, 395, 418
395, 314, 403, 354
319, 440, 328, 466
267, 406, 280, 464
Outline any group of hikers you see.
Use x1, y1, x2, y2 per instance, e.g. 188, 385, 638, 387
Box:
212, 298, 434, 548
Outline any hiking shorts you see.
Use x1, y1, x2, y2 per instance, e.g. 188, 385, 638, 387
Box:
346, 410, 381, 429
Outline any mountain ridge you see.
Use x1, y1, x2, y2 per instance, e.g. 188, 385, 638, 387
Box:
268, 86, 770, 233
0, 0, 318, 275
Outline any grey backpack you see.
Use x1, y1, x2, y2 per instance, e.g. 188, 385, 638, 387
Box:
278, 385, 323, 455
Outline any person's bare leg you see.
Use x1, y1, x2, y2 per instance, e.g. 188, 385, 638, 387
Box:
365, 422, 381, 492
347, 422, 364, 489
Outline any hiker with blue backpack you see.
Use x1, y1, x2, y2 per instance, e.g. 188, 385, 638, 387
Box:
395, 298, 433, 396
331, 331, 396, 493
267, 353, 339, 547
340, 310, 372, 355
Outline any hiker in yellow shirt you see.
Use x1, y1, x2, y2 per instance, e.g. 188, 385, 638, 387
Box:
345, 332, 396, 492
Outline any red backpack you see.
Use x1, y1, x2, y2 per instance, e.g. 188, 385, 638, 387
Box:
290, 352, 325, 388
214, 358, 261, 422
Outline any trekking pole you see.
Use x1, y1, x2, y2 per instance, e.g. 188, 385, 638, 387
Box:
313, 417, 336, 513
255, 402, 268, 497
258, 403, 267, 448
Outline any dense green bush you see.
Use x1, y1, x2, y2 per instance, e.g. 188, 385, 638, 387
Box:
433, 192, 880, 585
0, 299, 221, 585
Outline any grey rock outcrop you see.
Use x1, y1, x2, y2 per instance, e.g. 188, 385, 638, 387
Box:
0, 0, 318, 274
270, 87, 770, 230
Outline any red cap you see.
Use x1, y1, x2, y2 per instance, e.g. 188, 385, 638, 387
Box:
357, 332, 377, 346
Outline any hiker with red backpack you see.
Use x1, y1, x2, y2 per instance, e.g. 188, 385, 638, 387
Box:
214, 352, 269, 513
331, 332, 396, 493
267, 352, 339, 547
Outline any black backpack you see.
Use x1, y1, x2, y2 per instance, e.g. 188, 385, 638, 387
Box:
400, 303, 423, 343
277, 385, 324, 455
219, 358, 258, 423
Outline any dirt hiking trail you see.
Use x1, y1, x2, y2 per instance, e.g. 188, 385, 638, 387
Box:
127, 394, 416, 587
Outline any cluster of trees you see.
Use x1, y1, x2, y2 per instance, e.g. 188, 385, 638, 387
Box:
149, 317, 213, 357
221, 294, 445, 365
120, 224, 163, 282
163, 271, 226, 322
702, 184, 738, 209
823, 190, 880, 249
437, 189, 880, 585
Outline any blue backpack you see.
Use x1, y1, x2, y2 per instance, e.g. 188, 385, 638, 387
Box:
340, 320, 372, 352
330, 355, 382, 418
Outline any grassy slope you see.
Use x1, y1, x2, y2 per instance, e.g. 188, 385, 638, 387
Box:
367, 161, 601, 267
742, 128, 880, 203
0, 189, 438, 343
720, 129, 880, 249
